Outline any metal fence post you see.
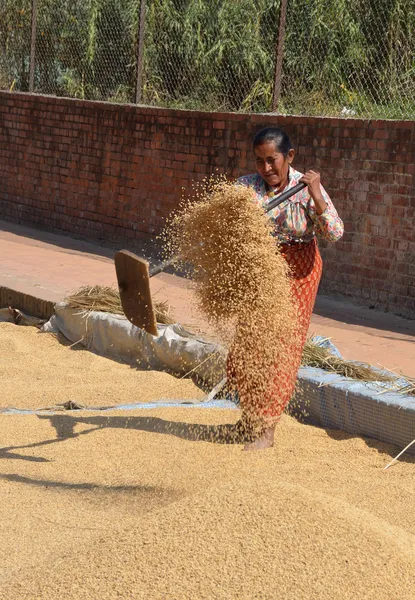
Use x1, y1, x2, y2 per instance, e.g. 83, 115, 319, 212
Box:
272, 0, 288, 113
29, 0, 38, 92
135, 0, 147, 104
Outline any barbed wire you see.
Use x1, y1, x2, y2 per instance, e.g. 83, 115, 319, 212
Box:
0, 0, 414, 119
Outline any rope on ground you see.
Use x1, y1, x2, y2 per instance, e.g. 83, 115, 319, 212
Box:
135, 349, 224, 405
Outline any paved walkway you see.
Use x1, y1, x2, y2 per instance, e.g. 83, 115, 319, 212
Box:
1, 219, 414, 376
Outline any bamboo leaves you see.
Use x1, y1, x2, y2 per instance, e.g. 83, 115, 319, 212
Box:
0, 0, 414, 116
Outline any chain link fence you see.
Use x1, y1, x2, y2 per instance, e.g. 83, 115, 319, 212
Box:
1, 0, 414, 119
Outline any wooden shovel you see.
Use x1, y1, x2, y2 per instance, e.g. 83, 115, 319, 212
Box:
114, 249, 158, 336
115, 181, 306, 335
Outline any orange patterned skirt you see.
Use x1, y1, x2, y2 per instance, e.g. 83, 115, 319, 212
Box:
227, 238, 322, 425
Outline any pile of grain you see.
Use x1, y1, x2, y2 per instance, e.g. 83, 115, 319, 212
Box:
168, 179, 299, 429
0, 322, 205, 410
0, 409, 413, 599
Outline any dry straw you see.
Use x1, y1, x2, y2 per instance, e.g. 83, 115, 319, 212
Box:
301, 338, 396, 383
64, 285, 174, 325
384, 438, 415, 470
393, 376, 415, 397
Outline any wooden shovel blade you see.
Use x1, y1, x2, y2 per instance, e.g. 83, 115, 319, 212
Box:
114, 250, 158, 336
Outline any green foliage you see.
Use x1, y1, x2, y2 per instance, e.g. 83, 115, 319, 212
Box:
143, 0, 279, 111
282, 0, 415, 118
0, 0, 31, 90
0, 0, 414, 117
32, 0, 137, 100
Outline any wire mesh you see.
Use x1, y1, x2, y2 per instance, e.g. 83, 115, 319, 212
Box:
0, 0, 414, 118
0, 0, 32, 92
32, 0, 138, 101
282, 0, 415, 119
142, 0, 279, 112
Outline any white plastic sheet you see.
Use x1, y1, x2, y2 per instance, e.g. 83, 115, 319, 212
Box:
40, 305, 415, 453
42, 303, 225, 385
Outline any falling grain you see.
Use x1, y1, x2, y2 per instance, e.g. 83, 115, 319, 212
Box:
166, 178, 300, 432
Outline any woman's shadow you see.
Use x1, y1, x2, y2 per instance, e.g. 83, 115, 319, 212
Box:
36, 412, 244, 446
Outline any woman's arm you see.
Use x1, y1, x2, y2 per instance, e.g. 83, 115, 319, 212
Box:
301, 170, 344, 242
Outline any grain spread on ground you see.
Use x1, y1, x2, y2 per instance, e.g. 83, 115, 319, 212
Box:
1, 186, 414, 598
0, 322, 205, 410
0, 408, 413, 599
168, 179, 299, 429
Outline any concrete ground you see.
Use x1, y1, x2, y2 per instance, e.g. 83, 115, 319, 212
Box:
1, 219, 414, 377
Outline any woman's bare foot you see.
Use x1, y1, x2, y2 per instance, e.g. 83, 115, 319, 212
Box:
243, 425, 275, 451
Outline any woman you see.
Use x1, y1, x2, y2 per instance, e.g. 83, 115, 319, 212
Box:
230, 127, 344, 451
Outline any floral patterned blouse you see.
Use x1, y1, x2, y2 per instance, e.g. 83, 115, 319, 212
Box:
238, 167, 344, 244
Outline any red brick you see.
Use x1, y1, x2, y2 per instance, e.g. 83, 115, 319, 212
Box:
0, 90, 414, 316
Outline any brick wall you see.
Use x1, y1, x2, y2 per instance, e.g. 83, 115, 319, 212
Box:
0, 91, 414, 318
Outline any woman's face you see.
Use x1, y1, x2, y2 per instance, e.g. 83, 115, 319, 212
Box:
254, 142, 294, 188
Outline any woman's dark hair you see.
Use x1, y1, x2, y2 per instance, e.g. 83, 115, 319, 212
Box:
253, 127, 293, 157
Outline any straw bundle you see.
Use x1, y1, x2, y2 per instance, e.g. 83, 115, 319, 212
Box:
392, 376, 415, 397
301, 338, 395, 383
64, 285, 174, 325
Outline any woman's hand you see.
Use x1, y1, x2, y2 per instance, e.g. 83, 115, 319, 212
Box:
300, 170, 327, 215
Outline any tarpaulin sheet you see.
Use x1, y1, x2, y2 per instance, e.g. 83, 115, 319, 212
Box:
42, 303, 225, 386
40, 306, 414, 453
295, 367, 414, 454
